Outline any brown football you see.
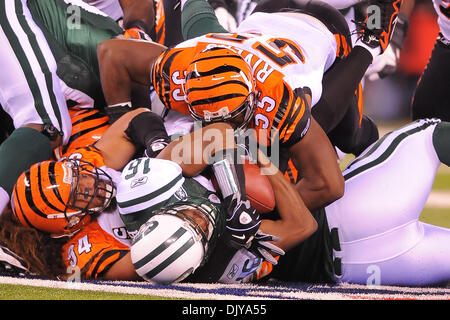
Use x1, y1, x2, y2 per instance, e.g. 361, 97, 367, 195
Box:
210, 161, 276, 214
243, 161, 275, 214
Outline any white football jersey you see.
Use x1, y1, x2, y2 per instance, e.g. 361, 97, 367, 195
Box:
83, 0, 123, 21
97, 207, 133, 246
236, 12, 337, 107
433, 0, 450, 40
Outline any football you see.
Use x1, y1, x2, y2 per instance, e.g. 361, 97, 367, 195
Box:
210, 161, 276, 214
243, 161, 275, 214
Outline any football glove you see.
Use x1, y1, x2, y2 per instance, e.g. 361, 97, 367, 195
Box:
365, 13, 408, 81
215, 7, 237, 32
365, 43, 399, 81
223, 195, 261, 249
248, 230, 285, 265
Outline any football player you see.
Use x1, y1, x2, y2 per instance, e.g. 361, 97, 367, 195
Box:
411, 0, 450, 121
8, 119, 450, 286
97, 0, 403, 210
7, 110, 300, 282
0, 0, 155, 215
252, 118, 450, 286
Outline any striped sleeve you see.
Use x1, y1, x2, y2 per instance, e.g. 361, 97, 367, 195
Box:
62, 221, 130, 280
273, 86, 311, 148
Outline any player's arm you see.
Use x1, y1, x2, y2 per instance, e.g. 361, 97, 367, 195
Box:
181, 0, 228, 40
94, 108, 170, 170
273, 87, 345, 211
119, 0, 155, 36
157, 122, 237, 176
103, 252, 141, 281
289, 117, 345, 211
97, 38, 167, 122
257, 149, 318, 252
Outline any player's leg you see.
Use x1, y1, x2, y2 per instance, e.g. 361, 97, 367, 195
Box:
253, 0, 378, 155
326, 88, 379, 156
339, 222, 450, 286
411, 34, 450, 121
159, 0, 184, 47
325, 119, 446, 285
0, 0, 71, 213
27, 0, 123, 109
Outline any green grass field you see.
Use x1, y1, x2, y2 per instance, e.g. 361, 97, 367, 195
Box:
0, 284, 167, 300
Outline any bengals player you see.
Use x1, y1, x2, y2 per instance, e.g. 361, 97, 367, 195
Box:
411, 0, 450, 121
97, 3, 355, 210
10, 108, 292, 281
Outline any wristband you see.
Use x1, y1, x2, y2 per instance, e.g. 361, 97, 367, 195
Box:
106, 102, 133, 124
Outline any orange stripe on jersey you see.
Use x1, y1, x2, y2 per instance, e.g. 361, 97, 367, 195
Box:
284, 158, 299, 184
55, 108, 109, 160
62, 221, 129, 280
152, 48, 188, 112
334, 33, 351, 59
63, 146, 106, 168
356, 82, 364, 126
334, 34, 341, 57
255, 256, 279, 281
280, 95, 306, 143
154, 0, 166, 45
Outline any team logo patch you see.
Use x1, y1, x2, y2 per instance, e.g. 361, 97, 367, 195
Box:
239, 212, 252, 225
130, 176, 148, 188
208, 194, 221, 204
174, 186, 188, 200
227, 264, 239, 279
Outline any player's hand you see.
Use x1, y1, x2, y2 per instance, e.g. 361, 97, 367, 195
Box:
123, 27, 152, 41
365, 13, 408, 81
215, 7, 237, 32
248, 230, 285, 265
223, 195, 261, 249
365, 43, 399, 81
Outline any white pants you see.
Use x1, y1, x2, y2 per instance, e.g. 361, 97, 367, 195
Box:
0, 0, 71, 144
325, 119, 450, 286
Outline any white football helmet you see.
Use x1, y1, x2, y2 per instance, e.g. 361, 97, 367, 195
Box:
131, 203, 216, 284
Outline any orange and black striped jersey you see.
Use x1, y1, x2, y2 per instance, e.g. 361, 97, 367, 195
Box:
63, 145, 106, 168
62, 218, 130, 280
152, 13, 338, 147
55, 107, 109, 160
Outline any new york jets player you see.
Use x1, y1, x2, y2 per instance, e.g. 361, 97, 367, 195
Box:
251, 118, 450, 286
0, 0, 155, 215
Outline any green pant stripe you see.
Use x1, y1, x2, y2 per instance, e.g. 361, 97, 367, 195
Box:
0, 1, 50, 124
14, 0, 63, 128
344, 120, 439, 181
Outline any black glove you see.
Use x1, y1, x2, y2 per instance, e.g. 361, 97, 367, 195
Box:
248, 230, 285, 265
223, 195, 261, 249
124, 111, 170, 157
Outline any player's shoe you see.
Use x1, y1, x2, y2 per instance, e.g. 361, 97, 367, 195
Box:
0, 242, 29, 277
357, 0, 403, 53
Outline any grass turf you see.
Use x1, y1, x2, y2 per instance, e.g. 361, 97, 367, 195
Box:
0, 283, 171, 300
